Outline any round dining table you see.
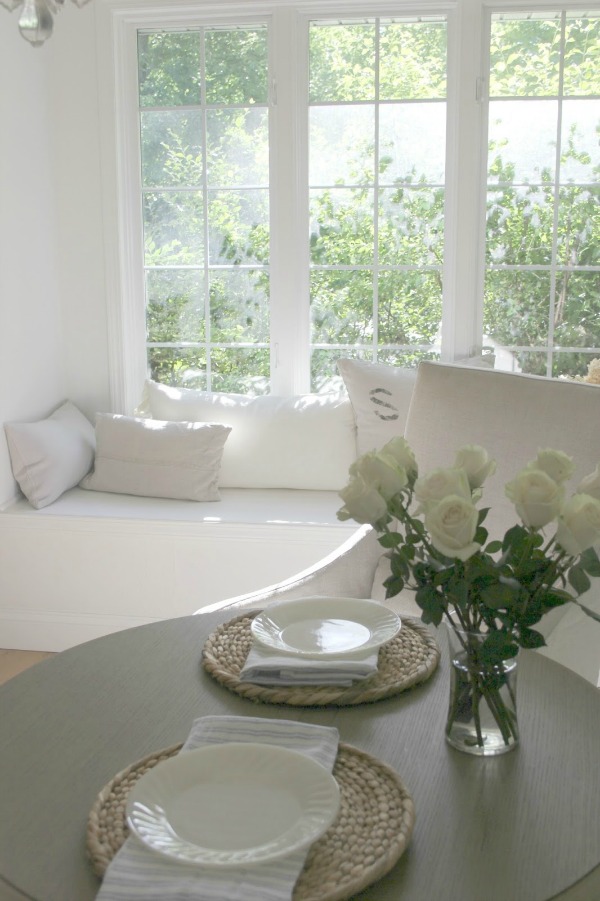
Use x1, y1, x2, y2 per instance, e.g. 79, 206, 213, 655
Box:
1, 606, 599, 901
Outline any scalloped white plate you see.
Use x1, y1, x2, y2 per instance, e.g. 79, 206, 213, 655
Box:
126, 742, 340, 867
251, 596, 401, 659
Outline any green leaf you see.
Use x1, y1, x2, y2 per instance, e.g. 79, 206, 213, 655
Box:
517, 627, 546, 649
477, 507, 490, 525
480, 630, 519, 664
539, 589, 571, 610
579, 546, 600, 577
485, 540, 503, 554
390, 553, 409, 579
480, 582, 520, 609
415, 586, 444, 626
568, 564, 591, 595
502, 524, 529, 553
474, 526, 489, 545
384, 576, 405, 599
378, 532, 403, 549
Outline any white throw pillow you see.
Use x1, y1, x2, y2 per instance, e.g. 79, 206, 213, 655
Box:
4, 401, 96, 509
136, 381, 357, 490
337, 359, 418, 455
337, 355, 495, 456
80, 414, 231, 502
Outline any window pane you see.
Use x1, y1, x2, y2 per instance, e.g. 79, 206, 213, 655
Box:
309, 106, 374, 186
309, 23, 375, 102
147, 347, 207, 389
489, 16, 561, 97
143, 192, 204, 265
210, 269, 269, 342
560, 101, 600, 184
563, 16, 600, 96
210, 348, 270, 394
310, 350, 348, 393
483, 270, 551, 346
205, 28, 268, 105
138, 32, 201, 107
310, 270, 374, 344
208, 189, 269, 266
206, 109, 269, 187
486, 186, 554, 266
141, 111, 203, 188
379, 20, 446, 100
310, 188, 375, 265
378, 349, 439, 367
146, 270, 205, 343
379, 103, 445, 185
379, 187, 444, 266
556, 186, 599, 267
553, 352, 600, 379
487, 100, 557, 184
553, 271, 600, 346
377, 271, 442, 345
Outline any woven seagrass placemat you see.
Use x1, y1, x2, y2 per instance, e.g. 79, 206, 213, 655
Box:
202, 611, 440, 706
87, 741, 415, 901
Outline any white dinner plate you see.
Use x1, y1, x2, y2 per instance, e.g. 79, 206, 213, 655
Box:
126, 742, 340, 867
250, 596, 401, 658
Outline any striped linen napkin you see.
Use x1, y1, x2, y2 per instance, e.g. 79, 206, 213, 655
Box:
96, 715, 339, 901
240, 643, 379, 685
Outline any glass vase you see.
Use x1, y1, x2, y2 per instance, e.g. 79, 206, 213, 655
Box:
445, 625, 519, 756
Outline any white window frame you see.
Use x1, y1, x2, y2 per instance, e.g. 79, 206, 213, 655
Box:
95, 0, 598, 413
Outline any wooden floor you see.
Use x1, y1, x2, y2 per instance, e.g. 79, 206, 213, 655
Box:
0, 649, 55, 686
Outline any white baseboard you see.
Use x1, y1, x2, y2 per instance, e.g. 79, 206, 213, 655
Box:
0, 608, 162, 652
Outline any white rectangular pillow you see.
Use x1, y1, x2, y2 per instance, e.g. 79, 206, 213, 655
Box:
4, 401, 96, 509
337, 354, 495, 455
80, 414, 231, 502
136, 381, 357, 490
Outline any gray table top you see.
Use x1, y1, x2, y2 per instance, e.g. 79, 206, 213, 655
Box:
1, 609, 599, 901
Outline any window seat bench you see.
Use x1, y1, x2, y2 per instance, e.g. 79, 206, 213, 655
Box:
0, 487, 356, 651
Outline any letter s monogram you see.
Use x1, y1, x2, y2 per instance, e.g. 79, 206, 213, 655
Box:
369, 388, 399, 421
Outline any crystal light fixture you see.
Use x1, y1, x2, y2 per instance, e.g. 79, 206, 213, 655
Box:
0, 0, 91, 47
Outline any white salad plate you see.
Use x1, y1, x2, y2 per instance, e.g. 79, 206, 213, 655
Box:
251, 596, 401, 658
126, 742, 340, 867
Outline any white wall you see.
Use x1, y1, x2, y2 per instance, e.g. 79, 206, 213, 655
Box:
0, 3, 111, 506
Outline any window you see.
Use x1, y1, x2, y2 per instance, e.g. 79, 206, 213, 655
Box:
308, 18, 447, 388
138, 26, 271, 393
103, 1, 600, 409
483, 11, 600, 376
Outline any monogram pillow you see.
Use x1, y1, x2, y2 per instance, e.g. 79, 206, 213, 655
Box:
338, 355, 495, 455
337, 359, 418, 455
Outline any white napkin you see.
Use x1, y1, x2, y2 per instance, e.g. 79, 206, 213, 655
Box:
96, 715, 339, 901
240, 642, 379, 686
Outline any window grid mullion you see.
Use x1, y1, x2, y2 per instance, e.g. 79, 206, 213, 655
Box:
546, 10, 567, 377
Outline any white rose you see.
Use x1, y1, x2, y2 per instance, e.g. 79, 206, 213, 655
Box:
505, 469, 564, 529
454, 445, 496, 490
350, 451, 408, 501
527, 449, 575, 484
379, 437, 418, 478
578, 464, 600, 501
555, 493, 600, 556
414, 467, 472, 510
425, 495, 480, 561
338, 475, 388, 525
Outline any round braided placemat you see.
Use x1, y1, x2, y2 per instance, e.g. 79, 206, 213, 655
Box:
87, 741, 415, 901
202, 611, 440, 706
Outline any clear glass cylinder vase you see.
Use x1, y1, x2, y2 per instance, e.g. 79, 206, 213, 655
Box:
445, 625, 519, 756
